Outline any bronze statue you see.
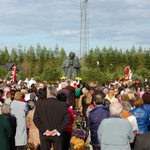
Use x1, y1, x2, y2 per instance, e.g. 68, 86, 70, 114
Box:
62, 52, 80, 80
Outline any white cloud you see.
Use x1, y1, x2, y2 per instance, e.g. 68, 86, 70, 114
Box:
0, 0, 150, 52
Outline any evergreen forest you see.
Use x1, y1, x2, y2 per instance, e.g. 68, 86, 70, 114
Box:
0, 44, 150, 84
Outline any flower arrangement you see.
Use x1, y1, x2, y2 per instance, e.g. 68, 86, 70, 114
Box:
76, 77, 82, 81
72, 127, 86, 141
71, 136, 87, 150
73, 110, 83, 130
60, 76, 67, 80
71, 110, 90, 150
73, 110, 81, 117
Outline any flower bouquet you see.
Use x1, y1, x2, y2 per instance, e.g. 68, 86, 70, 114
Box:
76, 77, 82, 81
71, 109, 90, 150
70, 136, 87, 150
60, 76, 67, 81
73, 110, 81, 117
73, 110, 84, 129
72, 127, 86, 141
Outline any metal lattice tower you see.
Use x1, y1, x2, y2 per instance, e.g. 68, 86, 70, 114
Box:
80, 0, 89, 58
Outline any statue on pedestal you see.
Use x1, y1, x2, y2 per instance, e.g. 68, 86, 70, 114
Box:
62, 52, 80, 80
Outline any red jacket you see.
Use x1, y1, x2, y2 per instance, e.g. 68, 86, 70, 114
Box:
65, 107, 74, 132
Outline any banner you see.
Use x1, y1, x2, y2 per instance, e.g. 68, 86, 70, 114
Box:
12, 66, 17, 82
120, 66, 132, 81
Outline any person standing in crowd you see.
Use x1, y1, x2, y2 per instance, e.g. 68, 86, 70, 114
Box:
3, 86, 10, 100
142, 92, 150, 131
10, 89, 16, 102
29, 77, 36, 88
78, 86, 92, 127
26, 101, 40, 150
57, 82, 70, 103
134, 131, 150, 150
98, 102, 134, 150
57, 92, 74, 150
75, 84, 81, 109
120, 94, 130, 102
43, 81, 48, 91
89, 93, 110, 150
33, 86, 70, 150
10, 91, 29, 150
0, 89, 5, 103
121, 101, 138, 150
120, 101, 138, 132
1, 103, 17, 150
143, 78, 149, 91
4, 91, 12, 105
66, 81, 75, 108
144, 83, 150, 93
37, 83, 47, 100
105, 88, 118, 103
0, 111, 12, 150
130, 97, 149, 134
127, 91, 136, 109
24, 77, 29, 86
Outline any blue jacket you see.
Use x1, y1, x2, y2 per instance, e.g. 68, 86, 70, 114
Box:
130, 106, 149, 133
144, 104, 150, 114
89, 105, 110, 147
144, 104, 150, 131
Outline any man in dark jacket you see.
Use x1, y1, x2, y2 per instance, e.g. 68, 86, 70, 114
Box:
89, 93, 110, 150
33, 86, 70, 150
66, 81, 75, 107
134, 132, 150, 150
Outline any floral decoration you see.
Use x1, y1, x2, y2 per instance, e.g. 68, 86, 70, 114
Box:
71, 110, 89, 150
71, 136, 87, 150
76, 77, 82, 81
72, 127, 86, 141
60, 76, 67, 80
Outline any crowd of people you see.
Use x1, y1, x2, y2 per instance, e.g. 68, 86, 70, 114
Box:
0, 77, 150, 150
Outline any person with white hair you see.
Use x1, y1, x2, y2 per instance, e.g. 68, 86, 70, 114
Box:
121, 101, 138, 133
98, 102, 135, 150
33, 86, 70, 150
57, 82, 70, 103
37, 83, 47, 100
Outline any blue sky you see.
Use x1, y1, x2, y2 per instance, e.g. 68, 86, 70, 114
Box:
0, 0, 150, 56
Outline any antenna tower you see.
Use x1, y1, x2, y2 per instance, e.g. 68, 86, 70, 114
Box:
80, 0, 89, 58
